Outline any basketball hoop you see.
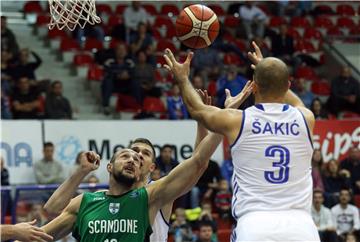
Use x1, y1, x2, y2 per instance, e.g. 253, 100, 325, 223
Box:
48, 0, 101, 31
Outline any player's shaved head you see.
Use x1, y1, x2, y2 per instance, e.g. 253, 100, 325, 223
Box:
254, 57, 289, 97
110, 148, 139, 163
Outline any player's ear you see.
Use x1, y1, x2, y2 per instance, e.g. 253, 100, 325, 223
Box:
107, 163, 113, 173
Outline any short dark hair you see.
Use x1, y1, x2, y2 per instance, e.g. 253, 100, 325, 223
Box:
131, 138, 156, 162
51, 80, 62, 88
313, 189, 323, 196
254, 57, 289, 97
43, 142, 54, 149
161, 144, 173, 152
198, 220, 214, 230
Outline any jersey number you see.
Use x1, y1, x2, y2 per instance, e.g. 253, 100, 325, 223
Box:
264, 145, 290, 184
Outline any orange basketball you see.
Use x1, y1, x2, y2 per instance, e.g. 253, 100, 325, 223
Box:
176, 4, 220, 49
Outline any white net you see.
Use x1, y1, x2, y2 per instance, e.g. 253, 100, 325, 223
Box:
48, 0, 101, 31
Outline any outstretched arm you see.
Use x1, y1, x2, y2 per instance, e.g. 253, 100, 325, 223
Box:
44, 152, 100, 213
1, 220, 53, 242
147, 131, 222, 209
42, 194, 82, 241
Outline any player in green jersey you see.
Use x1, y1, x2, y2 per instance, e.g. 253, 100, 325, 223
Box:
41, 128, 222, 241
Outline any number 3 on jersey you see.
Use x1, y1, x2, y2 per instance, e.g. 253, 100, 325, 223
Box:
264, 145, 290, 184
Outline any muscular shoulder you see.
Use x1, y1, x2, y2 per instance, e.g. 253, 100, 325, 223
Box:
296, 106, 315, 132
66, 194, 83, 214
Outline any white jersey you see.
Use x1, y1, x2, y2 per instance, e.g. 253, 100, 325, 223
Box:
148, 180, 169, 242
231, 103, 314, 220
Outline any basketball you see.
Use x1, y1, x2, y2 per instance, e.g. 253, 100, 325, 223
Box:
175, 4, 220, 49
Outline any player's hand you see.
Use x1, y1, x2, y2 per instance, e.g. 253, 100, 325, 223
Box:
247, 41, 264, 70
79, 151, 101, 173
224, 80, 254, 109
13, 220, 53, 242
196, 89, 212, 106
163, 48, 193, 83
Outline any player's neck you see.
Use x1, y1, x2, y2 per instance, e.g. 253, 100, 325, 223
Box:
255, 95, 284, 104
340, 203, 348, 209
108, 178, 137, 196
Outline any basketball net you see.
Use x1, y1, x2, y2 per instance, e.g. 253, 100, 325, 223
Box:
48, 0, 101, 31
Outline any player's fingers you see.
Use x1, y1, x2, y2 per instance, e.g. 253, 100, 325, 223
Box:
250, 64, 256, 70
33, 231, 53, 241
163, 55, 173, 68
253, 41, 263, 58
163, 64, 171, 72
165, 48, 176, 63
28, 219, 37, 225
184, 51, 194, 64
207, 95, 212, 105
225, 88, 231, 98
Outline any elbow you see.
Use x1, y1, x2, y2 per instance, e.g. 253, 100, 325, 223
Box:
192, 152, 209, 172
43, 201, 60, 214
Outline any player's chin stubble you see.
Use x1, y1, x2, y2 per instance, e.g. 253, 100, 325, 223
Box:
113, 170, 136, 187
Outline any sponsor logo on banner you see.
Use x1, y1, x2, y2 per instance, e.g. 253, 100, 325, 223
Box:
56, 136, 83, 165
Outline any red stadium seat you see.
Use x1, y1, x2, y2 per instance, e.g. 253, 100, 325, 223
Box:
36, 14, 51, 26
233, 39, 247, 51
37, 95, 45, 113
166, 27, 176, 39
287, 27, 301, 39
311, 80, 330, 96
315, 16, 334, 29
208, 4, 225, 16
336, 17, 356, 29
107, 15, 123, 27
257, 3, 271, 15
83, 38, 103, 51
295, 66, 318, 80
354, 195, 360, 208
349, 26, 360, 35
224, 15, 239, 28
96, 4, 112, 15
217, 229, 231, 242
73, 53, 93, 66
304, 28, 323, 40
87, 65, 104, 81
295, 40, 317, 52
115, 4, 127, 14
116, 94, 141, 112
269, 16, 287, 27
342, 111, 360, 119
336, 4, 355, 16
152, 28, 162, 39
156, 39, 177, 53
60, 38, 80, 52
314, 5, 334, 15
153, 16, 174, 29
24, 1, 43, 13
143, 97, 166, 113
160, 4, 180, 16
291, 17, 311, 28
327, 27, 344, 37
143, 4, 158, 15
156, 55, 167, 67
48, 29, 68, 39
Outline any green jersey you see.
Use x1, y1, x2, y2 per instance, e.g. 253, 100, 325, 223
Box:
73, 187, 152, 242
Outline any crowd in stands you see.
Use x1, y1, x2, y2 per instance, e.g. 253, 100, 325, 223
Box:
2, 141, 359, 242
2, 1, 360, 120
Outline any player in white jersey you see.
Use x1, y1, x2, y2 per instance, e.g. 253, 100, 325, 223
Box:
163, 42, 320, 241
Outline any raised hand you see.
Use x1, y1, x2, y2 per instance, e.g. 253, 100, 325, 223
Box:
247, 41, 264, 70
196, 89, 212, 106
13, 219, 53, 242
163, 48, 193, 83
224, 80, 254, 109
79, 151, 101, 173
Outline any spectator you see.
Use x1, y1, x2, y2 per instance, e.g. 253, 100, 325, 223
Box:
74, 24, 105, 44
170, 208, 194, 242
197, 201, 218, 238
214, 180, 232, 219
10, 48, 42, 82
311, 190, 338, 242
1, 156, 9, 186
12, 77, 40, 119
1, 90, 12, 119
293, 78, 314, 108
156, 144, 179, 176
323, 159, 352, 207
101, 43, 135, 115
192, 75, 206, 90
311, 98, 329, 120
45, 81, 72, 119
1, 50, 14, 95
216, 65, 248, 108
270, 24, 294, 61
239, 2, 268, 40
345, 233, 358, 242
191, 160, 222, 208
1, 16, 19, 58
133, 50, 160, 102
34, 142, 64, 184
331, 189, 360, 237
327, 66, 360, 116
340, 147, 360, 195
167, 83, 189, 120
130, 23, 154, 56
124, 1, 149, 42
312, 149, 325, 192
192, 48, 221, 83
196, 221, 217, 242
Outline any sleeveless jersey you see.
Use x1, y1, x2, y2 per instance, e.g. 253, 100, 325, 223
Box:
73, 187, 152, 242
148, 180, 169, 242
231, 103, 313, 220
